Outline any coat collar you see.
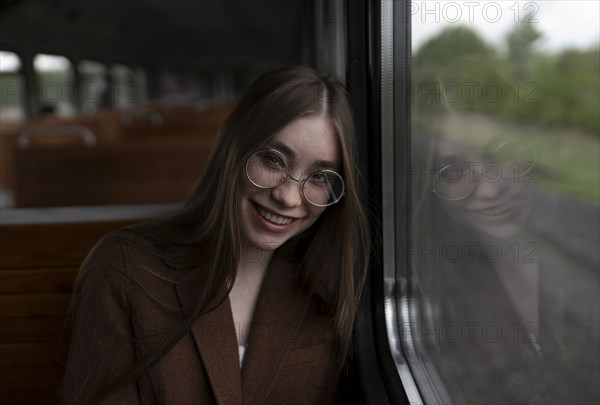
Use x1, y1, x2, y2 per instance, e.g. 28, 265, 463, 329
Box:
175, 253, 309, 405
240, 254, 309, 405
175, 272, 242, 405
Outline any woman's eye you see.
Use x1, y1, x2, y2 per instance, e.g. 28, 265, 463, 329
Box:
310, 172, 329, 185
262, 153, 284, 167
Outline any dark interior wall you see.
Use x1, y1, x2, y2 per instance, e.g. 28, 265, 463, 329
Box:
0, 0, 314, 93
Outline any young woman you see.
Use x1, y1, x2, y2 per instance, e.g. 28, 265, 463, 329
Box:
62, 65, 370, 404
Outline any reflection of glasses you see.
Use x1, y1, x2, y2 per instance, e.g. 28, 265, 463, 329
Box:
245, 149, 345, 207
433, 141, 536, 201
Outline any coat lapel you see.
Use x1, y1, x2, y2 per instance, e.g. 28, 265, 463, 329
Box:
241, 254, 310, 405
175, 274, 242, 405
173, 254, 310, 405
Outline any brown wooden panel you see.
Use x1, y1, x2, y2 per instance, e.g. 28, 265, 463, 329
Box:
0, 131, 20, 190
0, 268, 77, 294
1, 389, 60, 405
0, 214, 156, 402
20, 110, 121, 143
121, 103, 231, 138
0, 342, 69, 368
0, 294, 71, 318
13, 137, 215, 207
0, 318, 71, 344
0, 220, 134, 268
0, 367, 64, 393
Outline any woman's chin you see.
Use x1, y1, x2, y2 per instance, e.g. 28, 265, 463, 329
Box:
443, 207, 525, 240
472, 221, 522, 240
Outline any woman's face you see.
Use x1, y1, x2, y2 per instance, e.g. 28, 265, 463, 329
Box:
434, 133, 531, 239
237, 114, 341, 253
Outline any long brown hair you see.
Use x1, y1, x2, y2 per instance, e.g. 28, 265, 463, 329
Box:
71, 65, 370, 402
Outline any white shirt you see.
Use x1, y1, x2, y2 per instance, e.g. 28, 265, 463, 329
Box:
238, 345, 246, 366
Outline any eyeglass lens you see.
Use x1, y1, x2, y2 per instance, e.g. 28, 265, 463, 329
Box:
433, 141, 536, 201
246, 150, 344, 206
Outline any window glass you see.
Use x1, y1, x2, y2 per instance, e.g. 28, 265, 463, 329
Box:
407, 1, 599, 403
78, 60, 108, 113
110, 64, 145, 109
133, 67, 148, 104
33, 53, 76, 116
0, 50, 26, 121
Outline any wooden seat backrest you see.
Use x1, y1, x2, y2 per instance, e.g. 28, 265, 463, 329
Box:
12, 135, 217, 207
0, 219, 139, 403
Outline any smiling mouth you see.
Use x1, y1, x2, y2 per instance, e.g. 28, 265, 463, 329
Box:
470, 200, 513, 217
253, 202, 295, 225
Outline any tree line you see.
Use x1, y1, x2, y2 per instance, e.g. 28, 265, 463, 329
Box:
413, 24, 600, 136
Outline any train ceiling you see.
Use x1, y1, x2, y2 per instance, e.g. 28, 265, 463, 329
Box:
0, 0, 310, 69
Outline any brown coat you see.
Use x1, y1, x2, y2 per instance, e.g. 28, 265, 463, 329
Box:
62, 230, 340, 404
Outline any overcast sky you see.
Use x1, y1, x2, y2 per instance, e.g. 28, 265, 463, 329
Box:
412, 0, 600, 52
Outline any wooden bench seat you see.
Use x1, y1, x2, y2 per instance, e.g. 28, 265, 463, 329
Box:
119, 103, 233, 138
11, 136, 217, 207
0, 219, 141, 403
1, 103, 232, 201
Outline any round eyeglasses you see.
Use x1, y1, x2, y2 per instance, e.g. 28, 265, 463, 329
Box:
432, 140, 536, 201
245, 149, 345, 207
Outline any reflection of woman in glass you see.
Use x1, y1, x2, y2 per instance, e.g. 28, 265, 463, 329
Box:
62, 66, 370, 404
432, 132, 536, 240
411, 100, 545, 403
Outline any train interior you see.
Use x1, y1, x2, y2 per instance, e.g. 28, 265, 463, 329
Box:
1, 0, 599, 404
0, 0, 350, 402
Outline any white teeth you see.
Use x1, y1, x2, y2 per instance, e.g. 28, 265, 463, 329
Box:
257, 205, 292, 225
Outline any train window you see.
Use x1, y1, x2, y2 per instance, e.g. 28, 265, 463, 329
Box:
110, 64, 147, 109
0, 50, 26, 122
33, 53, 76, 116
77, 60, 108, 113
385, 1, 599, 404
134, 67, 148, 104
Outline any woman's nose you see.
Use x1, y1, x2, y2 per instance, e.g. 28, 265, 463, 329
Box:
271, 178, 303, 207
472, 175, 505, 199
